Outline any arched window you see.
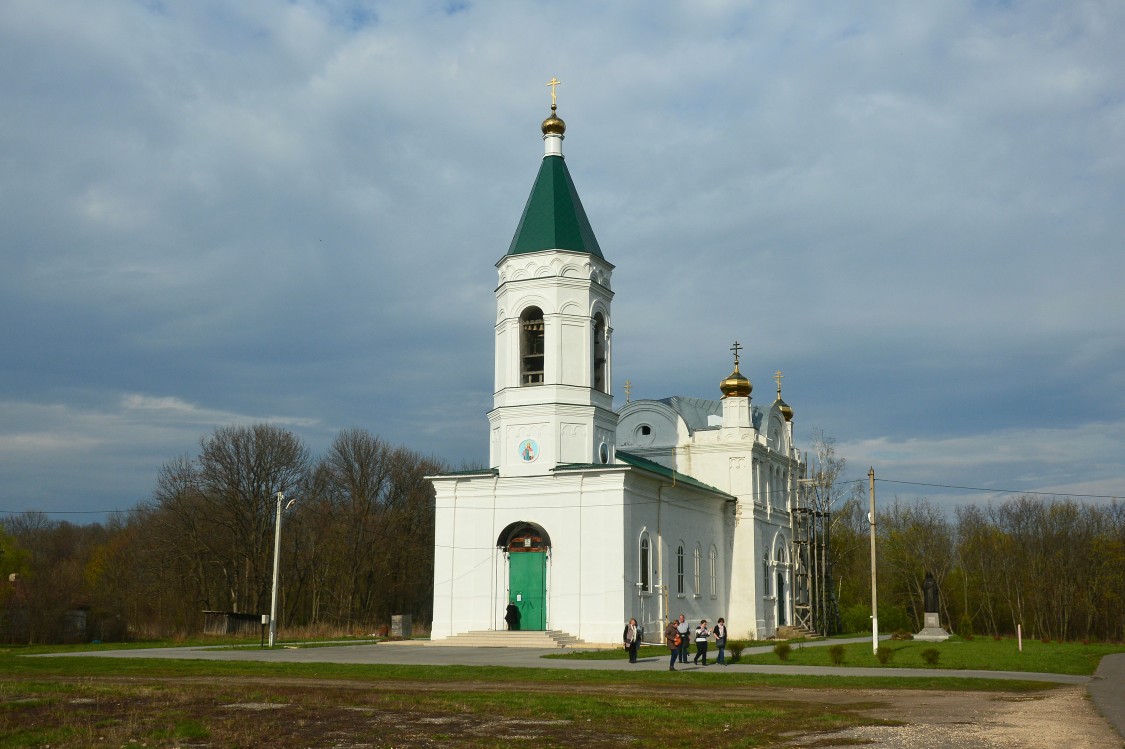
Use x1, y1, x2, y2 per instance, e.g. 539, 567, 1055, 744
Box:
639, 535, 651, 593
676, 544, 685, 596
709, 546, 718, 597
693, 545, 701, 594
520, 307, 545, 386
592, 312, 607, 393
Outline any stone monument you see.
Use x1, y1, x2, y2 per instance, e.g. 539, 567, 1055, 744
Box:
914, 571, 951, 641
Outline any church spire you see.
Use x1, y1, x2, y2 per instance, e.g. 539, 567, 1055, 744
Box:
489, 91, 617, 475
507, 79, 604, 259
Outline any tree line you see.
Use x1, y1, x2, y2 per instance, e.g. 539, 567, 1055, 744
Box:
0, 424, 444, 643
2, 424, 1121, 644
831, 491, 1125, 642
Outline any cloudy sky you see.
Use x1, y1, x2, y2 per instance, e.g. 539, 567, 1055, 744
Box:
2, 1, 1122, 521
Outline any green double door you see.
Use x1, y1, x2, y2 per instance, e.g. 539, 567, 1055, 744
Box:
508, 551, 547, 630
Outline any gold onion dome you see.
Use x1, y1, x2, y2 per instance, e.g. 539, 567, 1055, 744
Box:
542, 105, 566, 136
778, 399, 794, 422
720, 365, 752, 398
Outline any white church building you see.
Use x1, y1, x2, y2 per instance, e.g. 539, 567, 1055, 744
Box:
429, 96, 805, 644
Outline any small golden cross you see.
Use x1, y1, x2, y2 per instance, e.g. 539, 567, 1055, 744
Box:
624, 379, 633, 403
774, 370, 784, 397
547, 77, 561, 108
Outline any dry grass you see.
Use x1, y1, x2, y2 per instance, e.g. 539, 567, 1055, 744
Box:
0, 676, 891, 748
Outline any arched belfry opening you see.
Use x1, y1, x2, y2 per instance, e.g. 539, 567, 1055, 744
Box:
520, 307, 545, 386
592, 311, 607, 393
497, 522, 551, 631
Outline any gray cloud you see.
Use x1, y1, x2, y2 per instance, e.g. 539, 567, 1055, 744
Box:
1, 1, 1122, 518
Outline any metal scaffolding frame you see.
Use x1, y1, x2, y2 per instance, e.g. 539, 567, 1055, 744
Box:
792, 466, 839, 635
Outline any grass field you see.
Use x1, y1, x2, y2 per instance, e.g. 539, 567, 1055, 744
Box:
0, 637, 1117, 747
551, 635, 1125, 676
739, 636, 1124, 675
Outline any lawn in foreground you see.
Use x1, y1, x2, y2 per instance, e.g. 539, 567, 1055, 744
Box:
0, 676, 891, 749
0, 649, 1057, 748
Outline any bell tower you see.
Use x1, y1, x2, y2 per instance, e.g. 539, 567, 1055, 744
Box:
488, 83, 617, 476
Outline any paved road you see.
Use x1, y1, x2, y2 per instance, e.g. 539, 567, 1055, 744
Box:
35, 639, 1124, 740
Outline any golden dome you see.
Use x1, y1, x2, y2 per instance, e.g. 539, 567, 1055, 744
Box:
720, 364, 752, 398
778, 399, 794, 422
541, 105, 566, 136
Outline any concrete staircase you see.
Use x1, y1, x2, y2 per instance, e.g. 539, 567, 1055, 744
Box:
429, 629, 585, 648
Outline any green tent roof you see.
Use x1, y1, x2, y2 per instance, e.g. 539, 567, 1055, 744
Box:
507, 155, 604, 259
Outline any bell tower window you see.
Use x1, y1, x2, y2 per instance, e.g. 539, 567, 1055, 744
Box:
593, 312, 607, 393
520, 307, 545, 386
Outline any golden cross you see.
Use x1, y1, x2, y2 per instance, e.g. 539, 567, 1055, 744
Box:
730, 341, 743, 367
774, 370, 784, 397
547, 77, 561, 108
624, 379, 633, 403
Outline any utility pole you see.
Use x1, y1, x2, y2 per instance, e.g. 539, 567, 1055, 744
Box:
868, 467, 878, 655
268, 491, 297, 648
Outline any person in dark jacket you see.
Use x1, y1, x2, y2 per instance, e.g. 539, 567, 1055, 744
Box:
623, 617, 639, 663
504, 601, 520, 631
664, 618, 680, 671
713, 617, 728, 665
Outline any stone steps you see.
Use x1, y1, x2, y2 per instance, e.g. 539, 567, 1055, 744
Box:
429, 629, 585, 648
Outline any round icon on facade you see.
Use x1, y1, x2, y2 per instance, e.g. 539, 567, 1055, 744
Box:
518, 439, 539, 462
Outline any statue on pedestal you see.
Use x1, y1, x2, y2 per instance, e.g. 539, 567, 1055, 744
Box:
923, 571, 939, 613
915, 570, 950, 641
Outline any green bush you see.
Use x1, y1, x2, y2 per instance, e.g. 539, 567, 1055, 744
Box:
921, 648, 941, 666
773, 641, 791, 661
840, 603, 871, 633
876, 647, 895, 665
828, 644, 845, 665
878, 606, 913, 633
726, 640, 746, 663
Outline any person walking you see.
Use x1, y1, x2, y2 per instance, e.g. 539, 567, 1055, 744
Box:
713, 617, 728, 666
664, 618, 680, 671
693, 619, 711, 666
623, 617, 640, 663
676, 614, 690, 663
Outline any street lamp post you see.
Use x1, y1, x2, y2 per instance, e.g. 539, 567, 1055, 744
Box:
268, 491, 297, 648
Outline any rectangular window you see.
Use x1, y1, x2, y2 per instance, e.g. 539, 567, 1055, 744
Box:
693, 547, 701, 594
676, 546, 684, 596
640, 537, 650, 593
709, 548, 717, 598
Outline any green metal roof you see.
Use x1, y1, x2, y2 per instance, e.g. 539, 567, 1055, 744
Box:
616, 451, 735, 498
507, 155, 604, 259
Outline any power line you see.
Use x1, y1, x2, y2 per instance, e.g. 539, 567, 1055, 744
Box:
4, 474, 1121, 519
874, 477, 1122, 501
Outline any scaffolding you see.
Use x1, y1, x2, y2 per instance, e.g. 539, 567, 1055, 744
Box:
792, 467, 839, 635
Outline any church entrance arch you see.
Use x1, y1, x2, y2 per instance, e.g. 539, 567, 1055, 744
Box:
497, 522, 551, 631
